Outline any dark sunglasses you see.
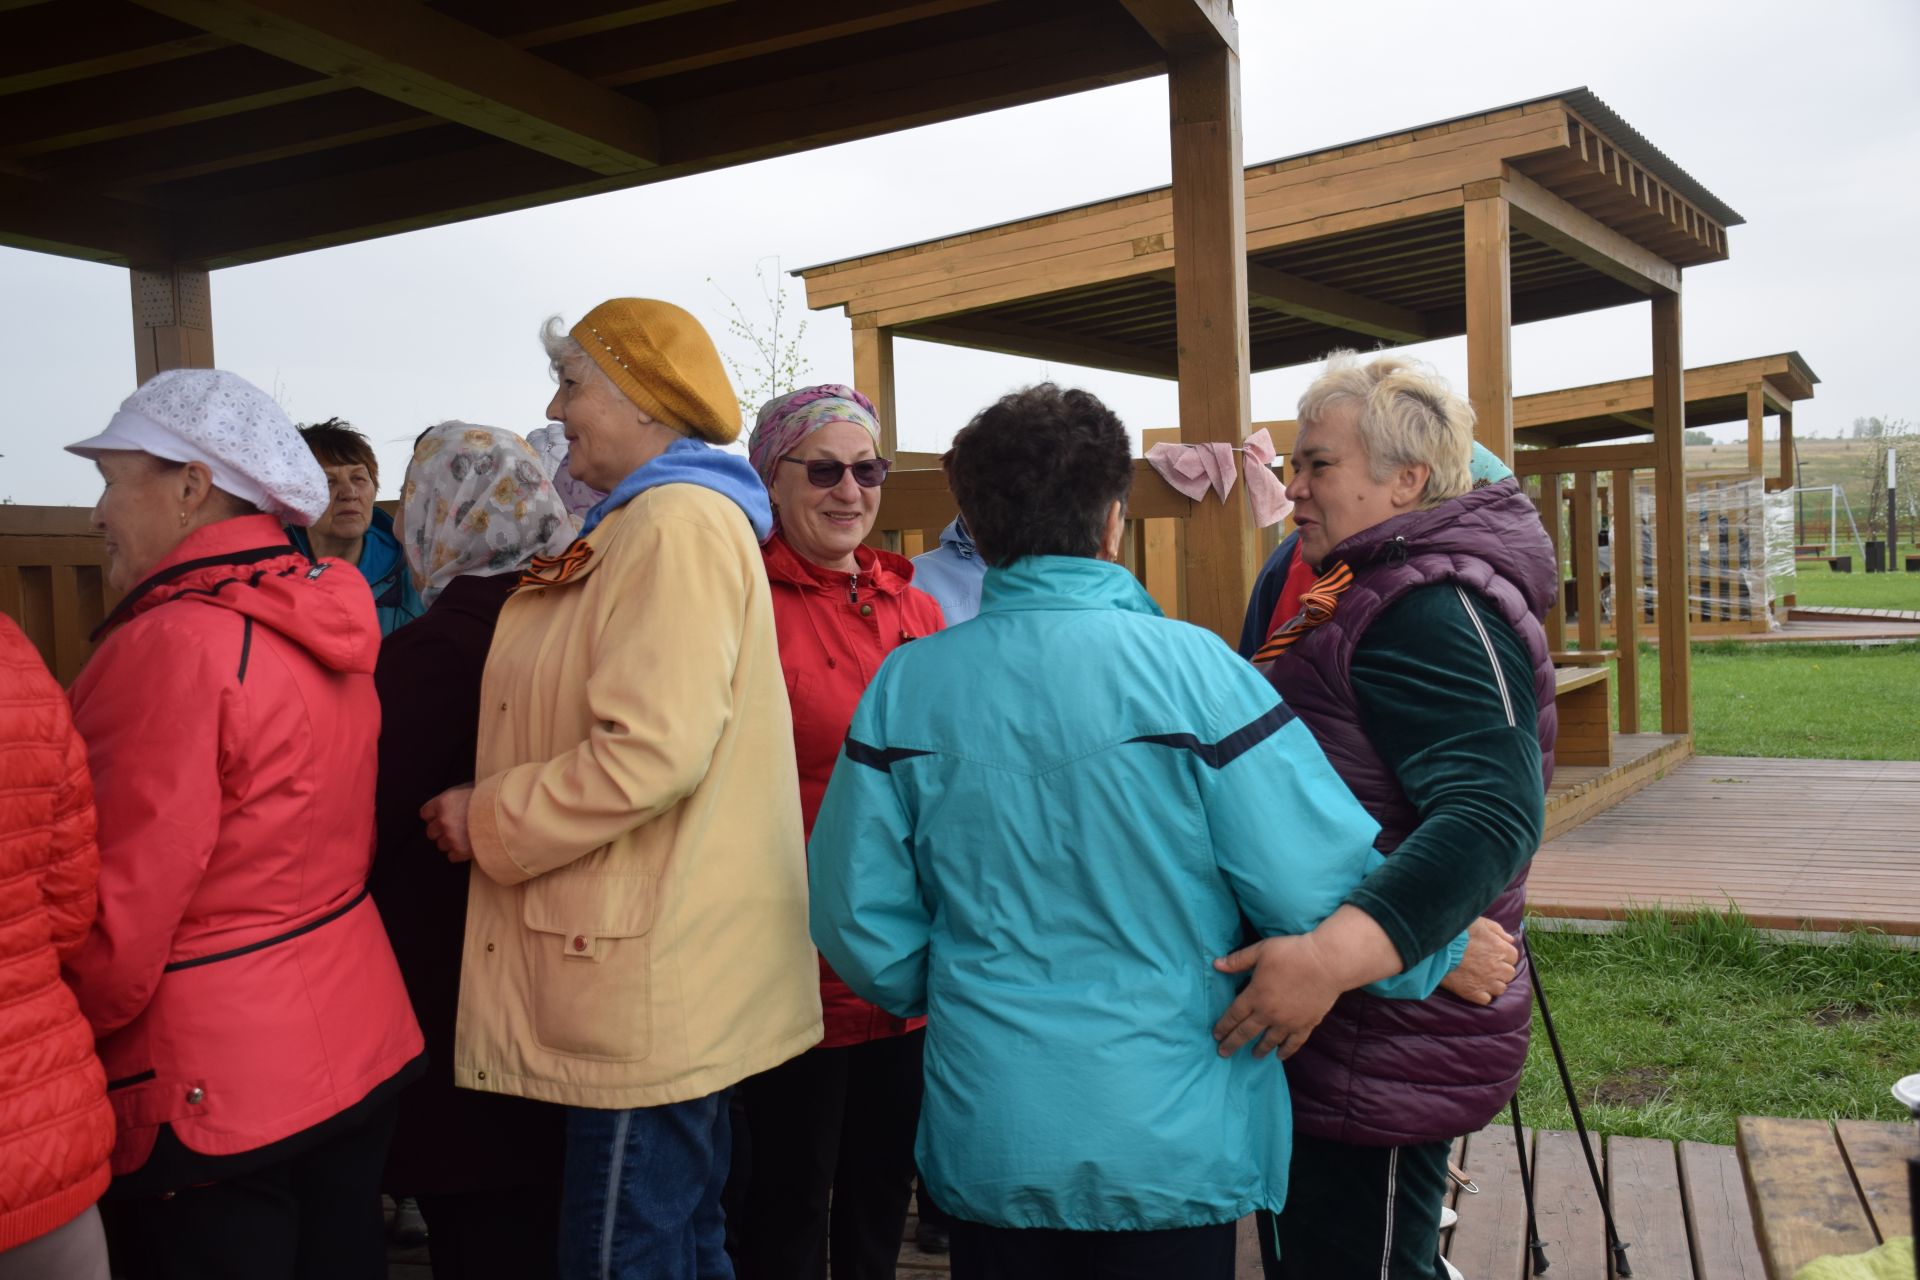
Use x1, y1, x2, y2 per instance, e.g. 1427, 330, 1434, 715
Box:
779, 455, 892, 489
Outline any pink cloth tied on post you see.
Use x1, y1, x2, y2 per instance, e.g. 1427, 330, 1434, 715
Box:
1145, 427, 1292, 527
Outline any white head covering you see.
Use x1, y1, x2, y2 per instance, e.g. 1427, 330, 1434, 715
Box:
402, 423, 578, 607
525, 424, 608, 518
66, 369, 329, 525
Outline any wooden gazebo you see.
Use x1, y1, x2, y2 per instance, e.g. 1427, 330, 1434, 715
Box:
0, 0, 1250, 680
799, 87, 1742, 739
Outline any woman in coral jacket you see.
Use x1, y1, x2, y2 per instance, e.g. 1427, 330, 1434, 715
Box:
0, 617, 114, 1280
61, 369, 424, 1280
726, 385, 945, 1280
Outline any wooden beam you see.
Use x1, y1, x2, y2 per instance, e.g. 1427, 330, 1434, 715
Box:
906, 317, 1177, 381
1497, 169, 1682, 296
1167, 43, 1252, 644
852, 326, 897, 458
1651, 291, 1690, 735
1513, 442, 1657, 476
1243, 261, 1428, 344
0, 173, 173, 264
129, 0, 662, 175
876, 459, 1191, 535
1463, 191, 1513, 462
1119, 0, 1236, 54
1745, 382, 1765, 480
1611, 467, 1640, 733
1609, 410, 1655, 433
131, 265, 214, 384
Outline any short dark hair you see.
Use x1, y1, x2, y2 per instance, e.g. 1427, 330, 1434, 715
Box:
299, 418, 379, 488
946, 383, 1132, 567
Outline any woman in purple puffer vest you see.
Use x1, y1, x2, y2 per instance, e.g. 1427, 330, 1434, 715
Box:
1213, 351, 1558, 1279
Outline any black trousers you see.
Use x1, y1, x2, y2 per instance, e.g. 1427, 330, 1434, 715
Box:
948, 1219, 1235, 1280
106, 1098, 397, 1280
1257, 1132, 1452, 1279
415, 1183, 562, 1280
726, 1029, 924, 1280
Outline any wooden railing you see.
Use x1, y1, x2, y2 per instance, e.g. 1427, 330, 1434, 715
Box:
0, 506, 117, 686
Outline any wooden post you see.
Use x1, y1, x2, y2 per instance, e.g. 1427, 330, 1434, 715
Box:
1745, 383, 1765, 479
1533, 471, 1566, 651
1611, 467, 1640, 733
851, 324, 898, 457
1652, 291, 1691, 734
1572, 471, 1601, 652
1463, 184, 1513, 463
1776, 409, 1794, 493
1167, 44, 1253, 642
130, 265, 214, 384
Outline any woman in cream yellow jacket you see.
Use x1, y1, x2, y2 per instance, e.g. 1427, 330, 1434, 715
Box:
422, 299, 823, 1280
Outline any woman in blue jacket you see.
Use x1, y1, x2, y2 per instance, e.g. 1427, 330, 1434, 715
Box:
808, 384, 1463, 1280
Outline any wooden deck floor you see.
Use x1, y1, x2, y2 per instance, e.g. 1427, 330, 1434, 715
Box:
1530, 755, 1920, 935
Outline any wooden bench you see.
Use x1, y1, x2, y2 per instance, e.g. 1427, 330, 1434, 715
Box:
1793, 543, 1827, 557
1736, 1115, 1916, 1279
1795, 554, 1852, 573
1553, 665, 1611, 767
1906, 553, 1920, 573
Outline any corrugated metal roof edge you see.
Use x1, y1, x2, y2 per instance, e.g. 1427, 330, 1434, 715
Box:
795, 86, 1743, 276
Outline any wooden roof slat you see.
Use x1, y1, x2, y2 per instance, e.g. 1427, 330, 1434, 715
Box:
909, 315, 1178, 379
1115, 0, 1235, 53
0, 1, 226, 96
657, 8, 1159, 167
0, 44, 339, 160
521, 0, 1000, 87
128, 0, 664, 175
23, 91, 430, 191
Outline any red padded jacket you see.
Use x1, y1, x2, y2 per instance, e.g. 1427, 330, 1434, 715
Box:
65, 515, 423, 1174
0, 616, 113, 1251
763, 534, 945, 1048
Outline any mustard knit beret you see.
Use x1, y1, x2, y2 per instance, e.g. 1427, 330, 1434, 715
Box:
571, 299, 742, 444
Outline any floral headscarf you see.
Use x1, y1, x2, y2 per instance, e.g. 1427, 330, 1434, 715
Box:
525, 423, 608, 517
745, 384, 882, 489
401, 422, 579, 607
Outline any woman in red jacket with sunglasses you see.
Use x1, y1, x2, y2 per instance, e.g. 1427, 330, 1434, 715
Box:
725, 386, 945, 1280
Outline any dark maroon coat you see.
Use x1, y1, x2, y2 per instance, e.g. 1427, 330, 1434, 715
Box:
1265, 480, 1558, 1147
369, 572, 564, 1196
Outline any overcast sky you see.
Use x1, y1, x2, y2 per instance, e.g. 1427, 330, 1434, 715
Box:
4, 0, 1917, 506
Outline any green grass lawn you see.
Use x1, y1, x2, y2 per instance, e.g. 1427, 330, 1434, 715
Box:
1625, 640, 1920, 759
1788, 560, 1920, 612
1514, 911, 1920, 1146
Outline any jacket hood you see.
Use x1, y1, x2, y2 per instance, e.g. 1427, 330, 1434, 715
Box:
937, 517, 975, 555
96, 513, 380, 674
1324, 479, 1559, 619
581, 438, 773, 541
761, 531, 917, 596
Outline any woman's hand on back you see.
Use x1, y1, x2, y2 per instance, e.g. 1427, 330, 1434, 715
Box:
421, 785, 476, 863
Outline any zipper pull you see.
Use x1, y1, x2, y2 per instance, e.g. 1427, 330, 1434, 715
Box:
847, 573, 859, 604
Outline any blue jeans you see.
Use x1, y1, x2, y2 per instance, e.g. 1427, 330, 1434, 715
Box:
561, 1091, 733, 1280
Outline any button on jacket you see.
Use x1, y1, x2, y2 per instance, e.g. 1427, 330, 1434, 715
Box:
0, 616, 113, 1251
762, 532, 945, 1049
65, 515, 424, 1175
808, 556, 1460, 1230
458, 486, 823, 1109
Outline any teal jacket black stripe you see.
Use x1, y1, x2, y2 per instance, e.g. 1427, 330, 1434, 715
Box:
807, 556, 1464, 1231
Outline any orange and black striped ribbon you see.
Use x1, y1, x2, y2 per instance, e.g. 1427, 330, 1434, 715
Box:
516, 538, 594, 590
1251, 560, 1354, 665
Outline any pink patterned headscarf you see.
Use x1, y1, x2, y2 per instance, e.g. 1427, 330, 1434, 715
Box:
746, 385, 882, 489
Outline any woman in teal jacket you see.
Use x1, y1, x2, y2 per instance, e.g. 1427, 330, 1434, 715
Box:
808, 384, 1462, 1280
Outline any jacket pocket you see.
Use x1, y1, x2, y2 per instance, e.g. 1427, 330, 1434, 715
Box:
521, 874, 656, 1062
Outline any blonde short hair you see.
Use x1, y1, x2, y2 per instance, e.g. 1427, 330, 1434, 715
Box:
1296, 351, 1474, 507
